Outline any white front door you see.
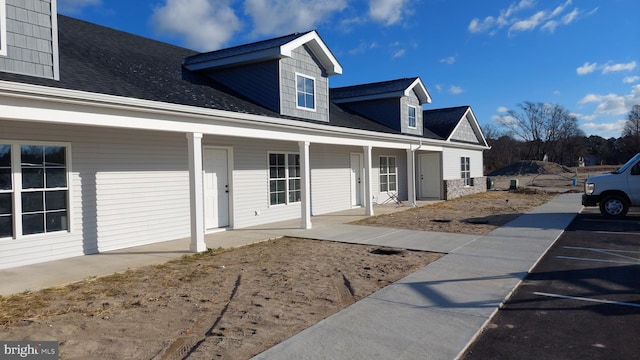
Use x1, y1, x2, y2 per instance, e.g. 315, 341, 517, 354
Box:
419, 153, 441, 199
203, 148, 230, 229
350, 153, 364, 207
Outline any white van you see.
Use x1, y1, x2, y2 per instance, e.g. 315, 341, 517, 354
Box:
582, 153, 640, 218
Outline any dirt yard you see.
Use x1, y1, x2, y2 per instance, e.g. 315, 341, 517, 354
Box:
0, 163, 598, 360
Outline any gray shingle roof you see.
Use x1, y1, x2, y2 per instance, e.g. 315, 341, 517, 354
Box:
183, 31, 314, 66
423, 106, 470, 139
330, 78, 420, 100
0, 16, 459, 142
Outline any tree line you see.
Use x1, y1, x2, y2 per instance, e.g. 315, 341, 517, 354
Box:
482, 102, 640, 174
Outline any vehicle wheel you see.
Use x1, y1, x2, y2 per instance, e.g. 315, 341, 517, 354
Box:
599, 195, 629, 218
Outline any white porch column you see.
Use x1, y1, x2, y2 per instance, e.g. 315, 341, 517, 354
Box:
299, 141, 312, 229
187, 132, 207, 252
407, 148, 417, 207
363, 145, 374, 216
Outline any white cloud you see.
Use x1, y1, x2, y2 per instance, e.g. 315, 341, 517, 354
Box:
57, 0, 101, 14
449, 85, 463, 94
602, 61, 637, 74
151, 0, 241, 51
440, 56, 456, 65
509, 10, 546, 33
369, 0, 409, 26
580, 120, 626, 137
470, 0, 590, 36
623, 75, 640, 84
392, 49, 406, 59
244, 0, 347, 36
497, 106, 509, 113
576, 62, 597, 75
562, 8, 579, 24
348, 41, 378, 55
578, 84, 640, 118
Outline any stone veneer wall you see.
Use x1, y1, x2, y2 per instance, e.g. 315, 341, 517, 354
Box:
443, 177, 487, 200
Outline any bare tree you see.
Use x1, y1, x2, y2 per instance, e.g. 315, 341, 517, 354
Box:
620, 105, 640, 154
495, 102, 582, 162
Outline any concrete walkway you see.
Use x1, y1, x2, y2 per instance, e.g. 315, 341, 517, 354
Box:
0, 194, 583, 360
253, 193, 583, 360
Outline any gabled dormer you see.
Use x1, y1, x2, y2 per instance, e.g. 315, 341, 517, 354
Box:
0, 0, 59, 79
423, 106, 488, 147
330, 77, 431, 135
183, 30, 341, 123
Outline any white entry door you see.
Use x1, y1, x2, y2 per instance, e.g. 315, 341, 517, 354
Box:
203, 148, 230, 229
419, 153, 441, 199
350, 153, 364, 207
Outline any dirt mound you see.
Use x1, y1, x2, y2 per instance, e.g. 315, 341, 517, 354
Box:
487, 161, 572, 176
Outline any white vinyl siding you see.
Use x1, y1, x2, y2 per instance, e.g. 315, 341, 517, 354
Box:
0, 121, 191, 269
441, 148, 483, 180
309, 144, 354, 215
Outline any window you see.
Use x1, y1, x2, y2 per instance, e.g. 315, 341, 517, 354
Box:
408, 106, 417, 128
461, 157, 471, 186
379, 156, 397, 192
296, 74, 315, 110
0, 0, 6, 56
0, 142, 70, 239
269, 152, 301, 205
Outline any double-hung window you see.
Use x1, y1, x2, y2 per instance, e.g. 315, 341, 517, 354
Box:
379, 156, 397, 192
0, 142, 70, 239
269, 153, 301, 205
296, 74, 315, 110
408, 106, 417, 128
461, 156, 471, 186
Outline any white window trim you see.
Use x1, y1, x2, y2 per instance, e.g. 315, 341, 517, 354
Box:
0, 140, 72, 240
0, 0, 7, 57
295, 73, 317, 112
408, 105, 417, 129
379, 155, 398, 193
461, 156, 472, 187
267, 151, 301, 206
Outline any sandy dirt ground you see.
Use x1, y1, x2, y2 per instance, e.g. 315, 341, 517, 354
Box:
0, 169, 594, 360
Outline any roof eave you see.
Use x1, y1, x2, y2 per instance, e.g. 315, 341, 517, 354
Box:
282, 31, 342, 75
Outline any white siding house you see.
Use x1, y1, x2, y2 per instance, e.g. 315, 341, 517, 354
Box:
0, 2, 489, 269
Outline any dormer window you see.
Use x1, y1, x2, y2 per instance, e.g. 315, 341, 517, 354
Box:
296, 74, 316, 111
408, 105, 417, 128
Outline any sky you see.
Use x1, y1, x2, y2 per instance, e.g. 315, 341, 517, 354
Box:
57, 0, 640, 139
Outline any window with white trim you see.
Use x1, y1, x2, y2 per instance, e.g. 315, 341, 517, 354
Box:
0, 0, 7, 57
379, 156, 397, 192
408, 105, 417, 128
269, 152, 301, 205
296, 74, 315, 110
0, 142, 70, 239
461, 156, 471, 186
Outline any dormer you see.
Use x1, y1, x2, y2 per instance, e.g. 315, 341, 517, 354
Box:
330, 77, 431, 135
0, 0, 59, 79
184, 30, 341, 123
423, 106, 488, 146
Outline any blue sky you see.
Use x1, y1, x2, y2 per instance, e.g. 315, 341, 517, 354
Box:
58, 0, 639, 139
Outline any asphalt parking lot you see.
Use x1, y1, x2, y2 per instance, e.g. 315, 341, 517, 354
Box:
460, 208, 640, 360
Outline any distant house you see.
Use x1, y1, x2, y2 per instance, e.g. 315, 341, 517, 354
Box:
0, 1, 489, 269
